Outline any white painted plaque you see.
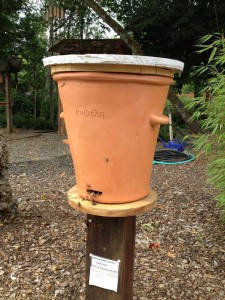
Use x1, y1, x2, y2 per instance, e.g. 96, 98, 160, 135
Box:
89, 254, 120, 292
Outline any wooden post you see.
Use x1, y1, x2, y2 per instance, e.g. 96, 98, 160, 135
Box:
5, 72, 13, 133
86, 215, 136, 300
49, 16, 54, 126
68, 186, 157, 300
57, 96, 66, 135
49, 71, 54, 126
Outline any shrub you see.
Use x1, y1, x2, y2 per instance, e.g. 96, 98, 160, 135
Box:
186, 33, 225, 221
0, 113, 53, 130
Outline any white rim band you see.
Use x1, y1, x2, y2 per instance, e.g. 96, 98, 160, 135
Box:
43, 54, 184, 73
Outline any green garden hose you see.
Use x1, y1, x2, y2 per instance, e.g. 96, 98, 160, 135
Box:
153, 150, 195, 165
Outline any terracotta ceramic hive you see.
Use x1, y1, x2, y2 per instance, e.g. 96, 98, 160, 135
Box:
43, 54, 184, 203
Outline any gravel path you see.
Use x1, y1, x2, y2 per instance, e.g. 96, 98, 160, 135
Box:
0, 132, 224, 300
7, 133, 70, 164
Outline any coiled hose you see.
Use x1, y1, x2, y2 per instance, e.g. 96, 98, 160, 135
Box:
153, 150, 195, 165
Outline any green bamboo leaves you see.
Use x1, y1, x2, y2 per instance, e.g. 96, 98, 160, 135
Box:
187, 33, 225, 220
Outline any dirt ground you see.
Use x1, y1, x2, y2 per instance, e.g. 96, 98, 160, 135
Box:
0, 131, 224, 300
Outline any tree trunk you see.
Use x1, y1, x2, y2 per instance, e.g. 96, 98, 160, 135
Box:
83, 0, 202, 134
0, 134, 18, 218
167, 90, 203, 134
82, 0, 144, 55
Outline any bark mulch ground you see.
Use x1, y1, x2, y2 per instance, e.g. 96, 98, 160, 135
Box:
0, 132, 224, 300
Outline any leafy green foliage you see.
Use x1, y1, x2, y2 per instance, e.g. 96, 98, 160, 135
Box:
0, 0, 26, 59
186, 33, 225, 220
0, 0, 114, 129
100, 0, 225, 91
0, 0, 51, 127
0, 112, 53, 130
2, 0, 225, 130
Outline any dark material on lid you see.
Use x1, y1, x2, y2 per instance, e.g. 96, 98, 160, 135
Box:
48, 39, 132, 55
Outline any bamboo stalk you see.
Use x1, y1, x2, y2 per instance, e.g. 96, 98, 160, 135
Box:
53, 6, 57, 17
48, 6, 53, 18
60, 8, 65, 20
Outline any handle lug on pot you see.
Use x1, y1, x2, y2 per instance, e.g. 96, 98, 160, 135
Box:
149, 114, 169, 126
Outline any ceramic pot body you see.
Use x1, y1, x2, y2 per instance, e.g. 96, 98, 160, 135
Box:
53, 72, 173, 203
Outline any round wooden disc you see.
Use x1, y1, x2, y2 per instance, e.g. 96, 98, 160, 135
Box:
68, 186, 157, 217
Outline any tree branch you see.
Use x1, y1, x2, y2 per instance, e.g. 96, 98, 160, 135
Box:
82, 0, 144, 55
168, 90, 203, 134
82, 0, 203, 134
